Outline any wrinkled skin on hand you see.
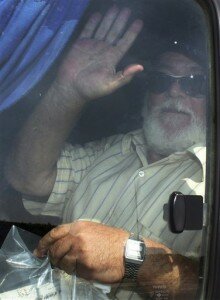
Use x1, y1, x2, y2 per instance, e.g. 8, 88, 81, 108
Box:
55, 6, 144, 102
34, 221, 129, 283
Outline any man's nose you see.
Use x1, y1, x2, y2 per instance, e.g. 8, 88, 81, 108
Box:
167, 80, 186, 97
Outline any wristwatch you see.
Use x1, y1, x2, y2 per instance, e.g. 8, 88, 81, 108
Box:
124, 233, 146, 280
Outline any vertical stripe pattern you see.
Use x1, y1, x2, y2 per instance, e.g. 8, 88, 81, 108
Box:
23, 129, 205, 258
23, 129, 205, 299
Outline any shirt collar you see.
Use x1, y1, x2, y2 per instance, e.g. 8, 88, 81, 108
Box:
121, 129, 148, 166
186, 144, 206, 181
122, 129, 206, 179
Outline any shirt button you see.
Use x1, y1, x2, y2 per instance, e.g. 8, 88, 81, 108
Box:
139, 171, 145, 177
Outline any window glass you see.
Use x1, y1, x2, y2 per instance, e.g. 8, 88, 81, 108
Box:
0, 0, 212, 299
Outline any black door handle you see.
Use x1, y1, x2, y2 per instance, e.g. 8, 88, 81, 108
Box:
167, 191, 203, 234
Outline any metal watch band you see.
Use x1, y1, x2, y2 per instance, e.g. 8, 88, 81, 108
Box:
124, 233, 146, 280
124, 260, 140, 280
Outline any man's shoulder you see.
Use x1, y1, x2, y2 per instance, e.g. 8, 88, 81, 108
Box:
80, 129, 144, 151
61, 129, 144, 158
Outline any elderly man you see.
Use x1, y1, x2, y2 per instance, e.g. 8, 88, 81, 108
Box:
5, 6, 206, 299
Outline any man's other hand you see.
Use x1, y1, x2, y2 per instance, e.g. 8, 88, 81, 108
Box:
55, 6, 143, 103
34, 221, 129, 283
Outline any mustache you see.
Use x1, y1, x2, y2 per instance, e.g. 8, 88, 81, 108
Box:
152, 98, 193, 116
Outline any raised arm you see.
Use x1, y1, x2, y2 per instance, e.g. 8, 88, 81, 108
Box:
5, 7, 143, 197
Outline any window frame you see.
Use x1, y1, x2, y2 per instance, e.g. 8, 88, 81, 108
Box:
199, 0, 220, 299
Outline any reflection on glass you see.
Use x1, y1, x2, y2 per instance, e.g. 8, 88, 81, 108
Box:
0, 0, 210, 299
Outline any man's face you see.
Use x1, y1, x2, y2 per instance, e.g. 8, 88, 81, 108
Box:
143, 51, 206, 155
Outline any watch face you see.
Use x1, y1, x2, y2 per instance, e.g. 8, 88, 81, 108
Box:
125, 239, 146, 264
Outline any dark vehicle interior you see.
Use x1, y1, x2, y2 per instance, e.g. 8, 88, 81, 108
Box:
0, 0, 219, 298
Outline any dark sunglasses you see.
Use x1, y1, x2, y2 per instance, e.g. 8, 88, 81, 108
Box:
146, 71, 206, 97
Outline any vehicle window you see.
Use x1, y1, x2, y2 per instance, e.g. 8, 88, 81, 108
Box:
0, 0, 213, 299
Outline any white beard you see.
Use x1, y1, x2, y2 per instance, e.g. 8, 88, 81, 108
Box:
142, 98, 206, 156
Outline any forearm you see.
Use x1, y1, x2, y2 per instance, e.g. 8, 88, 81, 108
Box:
5, 8, 143, 197
5, 83, 86, 196
35, 221, 199, 299
137, 238, 199, 299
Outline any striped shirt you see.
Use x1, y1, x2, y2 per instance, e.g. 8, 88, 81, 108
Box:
23, 129, 205, 299
24, 129, 205, 258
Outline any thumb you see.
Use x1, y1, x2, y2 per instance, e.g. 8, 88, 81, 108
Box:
110, 64, 144, 91
122, 64, 144, 77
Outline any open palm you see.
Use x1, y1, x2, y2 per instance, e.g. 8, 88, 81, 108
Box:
57, 6, 143, 101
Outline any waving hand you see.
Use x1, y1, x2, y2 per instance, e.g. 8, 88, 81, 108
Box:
56, 6, 144, 102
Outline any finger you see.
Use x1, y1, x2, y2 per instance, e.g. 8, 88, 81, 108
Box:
109, 64, 144, 91
105, 8, 131, 44
57, 253, 77, 275
79, 13, 102, 39
49, 235, 74, 266
94, 6, 119, 40
122, 64, 144, 77
114, 19, 143, 63
34, 224, 72, 257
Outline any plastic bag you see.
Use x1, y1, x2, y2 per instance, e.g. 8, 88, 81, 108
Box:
0, 226, 110, 299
